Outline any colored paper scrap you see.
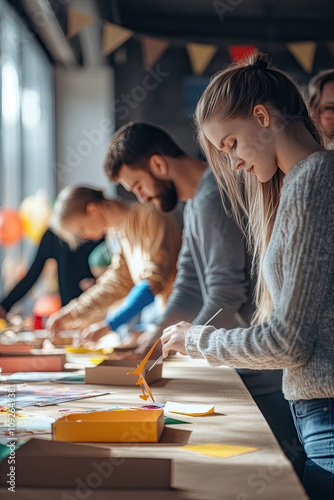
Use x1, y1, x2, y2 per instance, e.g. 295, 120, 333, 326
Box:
164, 416, 189, 425
57, 406, 124, 414
0, 443, 10, 463
66, 346, 113, 354
181, 443, 258, 458
0, 385, 113, 408
52, 372, 85, 383
164, 402, 214, 416
0, 441, 25, 461
127, 338, 161, 403
0, 413, 55, 435
5, 372, 78, 383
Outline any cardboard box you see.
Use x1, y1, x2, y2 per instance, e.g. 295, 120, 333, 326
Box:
0, 438, 171, 489
85, 358, 162, 386
0, 352, 65, 373
0, 344, 33, 353
53, 409, 165, 443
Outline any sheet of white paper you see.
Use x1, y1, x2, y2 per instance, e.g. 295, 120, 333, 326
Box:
164, 401, 214, 416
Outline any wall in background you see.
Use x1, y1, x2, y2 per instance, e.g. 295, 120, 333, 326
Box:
0, 0, 54, 293
55, 66, 115, 196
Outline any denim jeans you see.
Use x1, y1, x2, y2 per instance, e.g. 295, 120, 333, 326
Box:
289, 398, 334, 500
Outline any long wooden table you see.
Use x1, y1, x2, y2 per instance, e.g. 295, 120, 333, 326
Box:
0, 359, 308, 499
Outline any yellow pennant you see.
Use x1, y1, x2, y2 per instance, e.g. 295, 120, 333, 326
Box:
287, 41, 316, 73
67, 9, 95, 39
102, 22, 133, 56
187, 43, 217, 75
141, 37, 169, 68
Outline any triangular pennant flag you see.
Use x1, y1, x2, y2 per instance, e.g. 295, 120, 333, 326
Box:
186, 43, 217, 75
67, 9, 95, 39
287, 42, 316, 73
228, 45, 257, 64
102, 22, 133, 56
141, 37, 169, 68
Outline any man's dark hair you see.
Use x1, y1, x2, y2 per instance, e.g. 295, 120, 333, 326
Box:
104, 122, 185, 181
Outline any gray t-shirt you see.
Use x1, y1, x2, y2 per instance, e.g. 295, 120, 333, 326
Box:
186, 151, 334, 401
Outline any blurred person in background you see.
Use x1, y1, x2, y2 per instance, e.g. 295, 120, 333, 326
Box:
46, 186, 181, 344
0, 227, 104, 321
309, 68, 334, 148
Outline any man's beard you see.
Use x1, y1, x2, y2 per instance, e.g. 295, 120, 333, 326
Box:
153, 178, 178, 213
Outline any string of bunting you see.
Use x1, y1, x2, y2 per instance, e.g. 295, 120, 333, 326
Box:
67, 9, 318, 74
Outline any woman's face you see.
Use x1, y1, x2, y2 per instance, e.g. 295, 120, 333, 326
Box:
203, 110, 278, 183
317, 81, 334, 139
64, 210, 105, 241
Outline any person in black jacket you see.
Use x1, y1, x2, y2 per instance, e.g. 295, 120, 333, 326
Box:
0, 228, 104, 319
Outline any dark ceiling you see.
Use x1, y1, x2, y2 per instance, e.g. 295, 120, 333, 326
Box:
10, 0, 334, 68
97, 0, 334, 44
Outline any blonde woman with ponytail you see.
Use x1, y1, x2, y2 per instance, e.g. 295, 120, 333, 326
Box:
161, 53, 334, 499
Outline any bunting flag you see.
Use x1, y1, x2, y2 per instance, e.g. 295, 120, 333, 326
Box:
102, 22, 133, 56
228, 45, 257, 64
186, 43, 217, 75
66, 9, 322, 75
141, 37, 169, 68
67, 9, 95, 39
287, 42, 316, 73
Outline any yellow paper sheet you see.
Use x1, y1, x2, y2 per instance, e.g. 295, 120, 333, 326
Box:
181, 443, 258, 458
66, 346, 113, 355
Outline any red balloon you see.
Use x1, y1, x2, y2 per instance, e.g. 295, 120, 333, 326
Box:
0, 210, 23, 246
33, 295, 62, 317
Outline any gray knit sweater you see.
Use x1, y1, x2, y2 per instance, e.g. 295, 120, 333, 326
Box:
186, 150, 334, 401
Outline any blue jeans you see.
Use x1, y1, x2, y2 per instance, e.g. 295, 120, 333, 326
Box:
289, 398, 334, 500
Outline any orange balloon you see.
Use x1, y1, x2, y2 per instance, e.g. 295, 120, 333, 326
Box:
0, 210, 23, 246
33, 295, 62, 317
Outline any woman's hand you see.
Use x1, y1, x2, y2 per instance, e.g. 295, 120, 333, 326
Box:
161, 321, 192, 357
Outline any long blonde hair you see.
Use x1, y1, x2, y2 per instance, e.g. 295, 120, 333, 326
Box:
195, 52, 322, 323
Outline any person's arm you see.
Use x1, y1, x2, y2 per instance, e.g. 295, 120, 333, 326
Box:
192, 190, 250, 329
130, 232, 203, 357
0, 230, 51, 313
154, 225, 204, 331
48, 251, 134, 332
79, 280, 156, 345
105, 280, 155, 331
135, 206, 181, 297
184, 171, 333, 369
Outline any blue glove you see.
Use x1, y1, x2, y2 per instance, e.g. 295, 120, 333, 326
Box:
105, 280, 155, 332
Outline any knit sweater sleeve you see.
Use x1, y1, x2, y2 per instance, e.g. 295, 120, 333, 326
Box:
186, 161, 334, 369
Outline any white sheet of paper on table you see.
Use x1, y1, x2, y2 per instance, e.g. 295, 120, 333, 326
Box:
164, 401, 214, 416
